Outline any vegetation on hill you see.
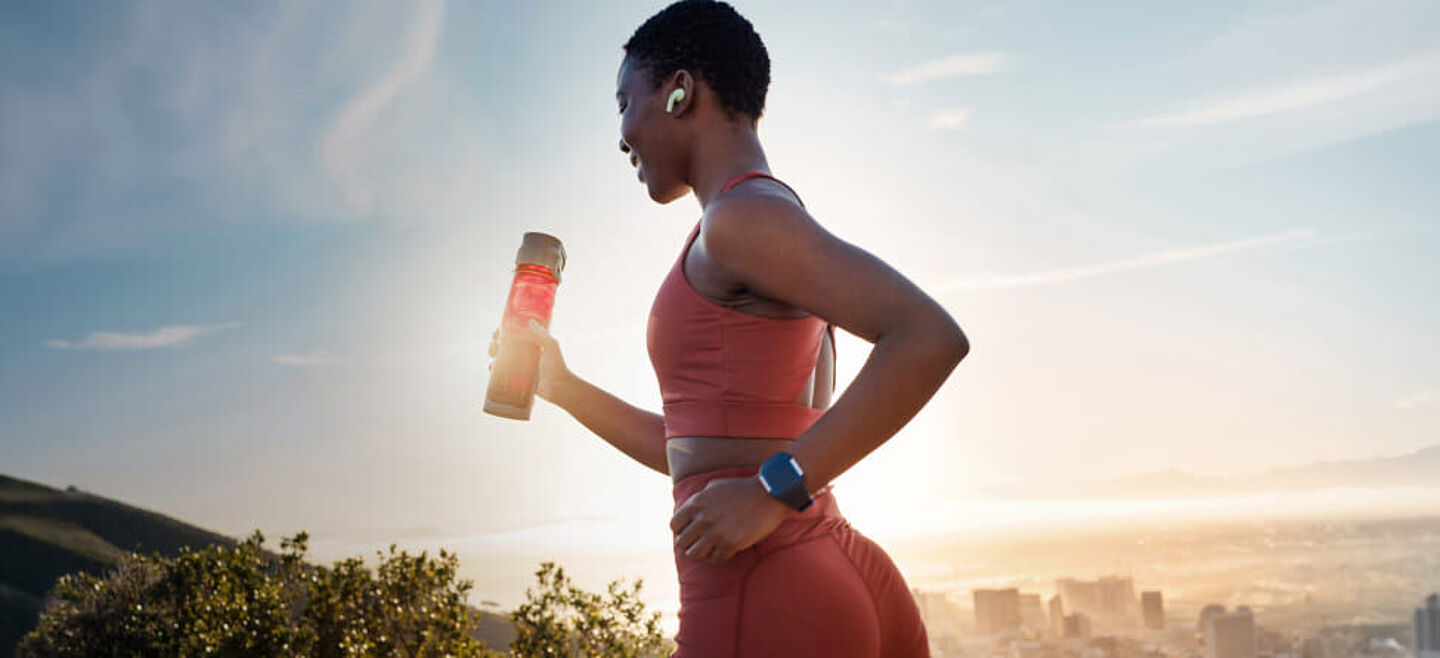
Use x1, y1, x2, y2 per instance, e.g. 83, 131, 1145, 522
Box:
18, 530, 497, 657
1, 473, 241, 655
3, 474, 671, 656
510, 561, 668, 657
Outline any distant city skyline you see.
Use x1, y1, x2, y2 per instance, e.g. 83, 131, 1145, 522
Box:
917, 578, 1435, 658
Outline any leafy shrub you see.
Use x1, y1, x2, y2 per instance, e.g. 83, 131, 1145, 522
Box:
17, 530, 672, 657
18, 530, 499, 657
509, 561, 669, 657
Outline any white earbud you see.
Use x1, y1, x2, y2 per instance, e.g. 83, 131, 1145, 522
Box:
667, 88, 685, 113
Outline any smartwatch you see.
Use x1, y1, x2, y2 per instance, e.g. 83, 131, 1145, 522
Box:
758, 451, 813, 511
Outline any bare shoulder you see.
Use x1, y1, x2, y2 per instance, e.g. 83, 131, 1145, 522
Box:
699, 188, 831, 268
696, 181, 962, 347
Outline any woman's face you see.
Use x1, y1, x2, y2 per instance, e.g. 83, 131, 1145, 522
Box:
616, 56, 690, 204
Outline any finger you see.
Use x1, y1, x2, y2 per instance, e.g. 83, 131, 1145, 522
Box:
711, 543, 735, 564
674, 516, 704, 551
696, 535, 726, 564
684, 533, 716, 562
673, 514, 709, 552
670, 500, 695, 534
528, 319, 554, 345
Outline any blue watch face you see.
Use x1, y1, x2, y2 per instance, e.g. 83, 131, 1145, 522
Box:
761, 452, 811, 510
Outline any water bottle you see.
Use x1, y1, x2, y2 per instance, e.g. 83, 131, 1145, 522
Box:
484, 232, 565, 420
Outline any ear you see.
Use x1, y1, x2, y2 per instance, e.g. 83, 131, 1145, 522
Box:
666, 69, 695, 117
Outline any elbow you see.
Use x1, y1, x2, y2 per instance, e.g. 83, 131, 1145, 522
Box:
900, 314, 968, 370
943, 319, 969, 367
887, 308, 970, 368
926, 311, 968, 369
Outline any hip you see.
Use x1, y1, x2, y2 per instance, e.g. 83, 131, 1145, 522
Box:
671, 464, 845, 596
667, 465, 930, 656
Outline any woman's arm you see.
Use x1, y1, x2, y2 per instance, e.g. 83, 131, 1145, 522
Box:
669, 197, 968, 564
547, 369, 670, 477
701, 200, 968, 492
504, 321, 670, 477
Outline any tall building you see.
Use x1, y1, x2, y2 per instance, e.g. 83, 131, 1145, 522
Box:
912, 588, 964, 639
1021, 593, 1048, 631
1141, 591, 1164, 630
1418, 608, 1429, 657
1063, 612, 1093, 640
1049, 594, 1065, 639
1205, 606, 1257, 658
1056, 576, 1135, 617
1416, 592, 1440, 658
1197, 603, 1227, 639
974, 588, 1022, 634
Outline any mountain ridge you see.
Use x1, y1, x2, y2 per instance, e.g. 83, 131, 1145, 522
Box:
983, 443, 1440, 499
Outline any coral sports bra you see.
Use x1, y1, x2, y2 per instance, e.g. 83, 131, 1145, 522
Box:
646, 170, 836, 440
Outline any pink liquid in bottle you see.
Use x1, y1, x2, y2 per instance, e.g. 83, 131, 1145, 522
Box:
484, 233, 565, 420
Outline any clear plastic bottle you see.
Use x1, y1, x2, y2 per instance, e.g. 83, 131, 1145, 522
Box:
484, 232, 565, 420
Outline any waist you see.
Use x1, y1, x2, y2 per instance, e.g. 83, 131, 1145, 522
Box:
667, 435, 795, 484
670, 461, 835, 513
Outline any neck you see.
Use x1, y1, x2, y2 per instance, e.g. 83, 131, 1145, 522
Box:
688, 123, 771, 211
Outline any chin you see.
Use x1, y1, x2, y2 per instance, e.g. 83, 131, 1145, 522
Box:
644, 177, 689, 205
655, 188, 691, 205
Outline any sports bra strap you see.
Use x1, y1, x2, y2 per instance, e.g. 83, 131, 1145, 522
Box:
719, 170, 805, 208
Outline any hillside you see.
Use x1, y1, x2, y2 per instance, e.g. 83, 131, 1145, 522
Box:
0, 473, 516, 656
0, 473, 241, 655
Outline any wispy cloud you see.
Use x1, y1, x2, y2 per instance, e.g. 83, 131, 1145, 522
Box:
46, 322, 241, 351
928, 107, 973, 130
934, 230, 1330, 293
270, 351, 339, 366
1396, 390, 1440, 410
1134, 50, 1440, 128
881, 53, 1004, 86
321, 0, 446, 213
1, 0, 481, 266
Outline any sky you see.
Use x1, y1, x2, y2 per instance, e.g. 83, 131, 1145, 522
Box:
2, 0, 1439, 622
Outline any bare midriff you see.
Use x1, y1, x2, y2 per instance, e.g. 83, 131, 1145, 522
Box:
666, 436, 799, 484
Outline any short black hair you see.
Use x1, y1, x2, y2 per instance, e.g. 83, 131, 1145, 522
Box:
622, 0, 770, 124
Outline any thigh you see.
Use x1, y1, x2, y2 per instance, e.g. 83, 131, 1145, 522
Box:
736, 536, 882, 658
672, 548, 758, 658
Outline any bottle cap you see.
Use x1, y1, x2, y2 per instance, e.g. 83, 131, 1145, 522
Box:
516, 232, 566, 282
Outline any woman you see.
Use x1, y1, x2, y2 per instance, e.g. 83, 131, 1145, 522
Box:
501, 1, 968, 655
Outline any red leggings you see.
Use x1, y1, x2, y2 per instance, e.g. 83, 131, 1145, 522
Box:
670, 465, 930, 657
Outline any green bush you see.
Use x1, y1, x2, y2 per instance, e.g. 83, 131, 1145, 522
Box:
509, 562, 669, 657
17, 530, 498, 657
16, 530, 672, 657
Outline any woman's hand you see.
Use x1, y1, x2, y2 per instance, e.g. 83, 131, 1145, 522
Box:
488, 319, 572, 402
670, 476, 792, 565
